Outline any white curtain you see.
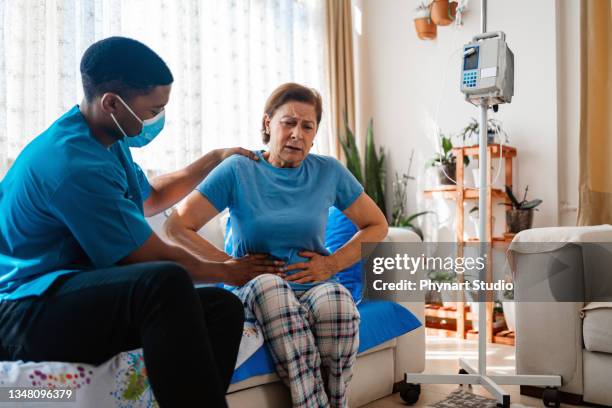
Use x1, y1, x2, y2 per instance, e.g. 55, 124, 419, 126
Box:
0, 0, 332, 178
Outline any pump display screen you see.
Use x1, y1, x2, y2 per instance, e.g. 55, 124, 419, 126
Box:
464, 46, 479, 70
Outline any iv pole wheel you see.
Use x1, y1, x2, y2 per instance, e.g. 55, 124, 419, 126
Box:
458, 368, 472, 387
542, 387, 561, 408
398, 382, 421, 405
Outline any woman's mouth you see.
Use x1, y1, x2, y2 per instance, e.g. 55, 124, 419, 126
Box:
283, 146, 303, 152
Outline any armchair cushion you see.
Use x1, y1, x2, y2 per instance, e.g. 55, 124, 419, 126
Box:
582, 303, 612, 354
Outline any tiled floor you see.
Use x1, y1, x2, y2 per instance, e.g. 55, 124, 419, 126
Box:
362, 334, 588, 407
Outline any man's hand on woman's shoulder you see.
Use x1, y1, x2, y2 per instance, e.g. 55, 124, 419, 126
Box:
216, 147, 259, 162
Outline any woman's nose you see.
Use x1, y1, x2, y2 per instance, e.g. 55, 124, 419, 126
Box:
291, 127, 303, 140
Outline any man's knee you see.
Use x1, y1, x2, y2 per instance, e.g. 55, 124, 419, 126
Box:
136, 261, 194, 297
198, 287, 245, 324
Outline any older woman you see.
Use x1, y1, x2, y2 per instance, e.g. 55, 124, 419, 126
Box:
165, 83, 388, 408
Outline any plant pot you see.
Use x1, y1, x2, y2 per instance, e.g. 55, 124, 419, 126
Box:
506, 209, 534, 233
431, 0, 455, 26
437, 163, 456, 185
414, 17, 437, 40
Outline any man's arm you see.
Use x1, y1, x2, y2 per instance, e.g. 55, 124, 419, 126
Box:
144, 148, 258, 217
120, 231, 282, 286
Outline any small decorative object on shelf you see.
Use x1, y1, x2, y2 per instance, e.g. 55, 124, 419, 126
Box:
426, 134, 469, 186
458, 117, 508, 146
501, 185, 542, 233
414, 2, 437, 40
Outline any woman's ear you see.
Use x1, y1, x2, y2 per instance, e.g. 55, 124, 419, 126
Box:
263, 113, 271, 134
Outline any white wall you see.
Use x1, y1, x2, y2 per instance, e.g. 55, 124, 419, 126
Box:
556, 0, 580, 226
353, 0, 580, 238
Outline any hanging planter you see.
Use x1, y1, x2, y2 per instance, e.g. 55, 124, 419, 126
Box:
414, 4, 437, 40
431, 0, 457, 26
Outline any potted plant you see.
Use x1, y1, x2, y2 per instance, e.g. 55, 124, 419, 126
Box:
414, 2, 437, 40
501, 185, 542, 233
391, 153, 433, 240
459, 117, 508, 146
431, 0, 457, 26
392, 172, 432, 239
340, 114, 386, 215
426, 134, 469, 186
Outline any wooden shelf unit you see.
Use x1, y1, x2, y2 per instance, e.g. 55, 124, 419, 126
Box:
424, 143, 517, 346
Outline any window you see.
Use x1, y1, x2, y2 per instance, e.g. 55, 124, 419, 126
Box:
0, 0, 331, 178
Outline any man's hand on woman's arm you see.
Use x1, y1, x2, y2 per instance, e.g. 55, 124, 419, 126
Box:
143, 147, 258, 217
120, 232, 282, 286
284, 192, 388, 284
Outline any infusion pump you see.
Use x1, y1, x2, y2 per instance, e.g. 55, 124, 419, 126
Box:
461, 31, 514, 107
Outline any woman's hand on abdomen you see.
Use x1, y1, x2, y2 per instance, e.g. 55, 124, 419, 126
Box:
283, 251, 339, 284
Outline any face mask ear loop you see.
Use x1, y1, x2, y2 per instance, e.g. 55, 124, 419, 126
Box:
114, 94, 144, 125
101, 94, 131, 138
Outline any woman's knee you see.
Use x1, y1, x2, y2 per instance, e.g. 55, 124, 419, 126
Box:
307, 284, 359, 321
245, 273, 291, 296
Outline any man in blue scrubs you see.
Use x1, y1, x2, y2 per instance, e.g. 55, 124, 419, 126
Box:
0, 37, 283, 408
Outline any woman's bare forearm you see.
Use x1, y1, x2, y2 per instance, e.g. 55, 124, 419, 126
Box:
164, 218, 231, 262
328, 223, 388, 273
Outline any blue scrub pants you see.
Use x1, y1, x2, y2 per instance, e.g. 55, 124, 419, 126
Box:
0, 262, 244, 408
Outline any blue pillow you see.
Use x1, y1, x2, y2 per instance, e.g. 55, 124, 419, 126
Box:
325, 207, 363, 304
224, 208, 364, 303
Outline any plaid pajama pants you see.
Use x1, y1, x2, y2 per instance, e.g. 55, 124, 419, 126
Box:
233, 274, 360, 408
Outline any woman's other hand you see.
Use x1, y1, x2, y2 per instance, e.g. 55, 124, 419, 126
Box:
283, 251, 339, 284
216, 147, 259, 162
223, 254, 285, 286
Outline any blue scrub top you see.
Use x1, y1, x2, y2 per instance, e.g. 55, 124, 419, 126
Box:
197, 150, 364, 291
0, 105, 153, 300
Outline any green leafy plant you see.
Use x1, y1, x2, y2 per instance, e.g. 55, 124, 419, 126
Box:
391, 167, 432, 240
339, 114, 386, 215
426, 134, 469, 167
459, 117, 508, 144
501, 185, 542, 210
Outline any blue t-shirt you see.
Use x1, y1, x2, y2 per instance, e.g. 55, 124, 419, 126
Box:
197, 150, 364, 290
0, 105, 153, 300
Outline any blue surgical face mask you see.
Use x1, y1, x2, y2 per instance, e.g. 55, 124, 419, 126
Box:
107, 95, 166, 147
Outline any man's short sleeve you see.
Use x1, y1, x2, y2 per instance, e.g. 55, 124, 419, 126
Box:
196, 158, 236, 212
133, 162, 152, 201
49, 167, 153, 267
332, 159, 365, 211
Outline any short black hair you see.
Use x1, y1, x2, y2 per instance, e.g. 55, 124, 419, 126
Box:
80, 36, 173, 101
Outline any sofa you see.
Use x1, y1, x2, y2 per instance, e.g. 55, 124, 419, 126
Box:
149, 211, 426, 407
509, 225, 612, 407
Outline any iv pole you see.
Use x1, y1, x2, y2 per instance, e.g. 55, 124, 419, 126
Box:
401, 1, 562, 407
